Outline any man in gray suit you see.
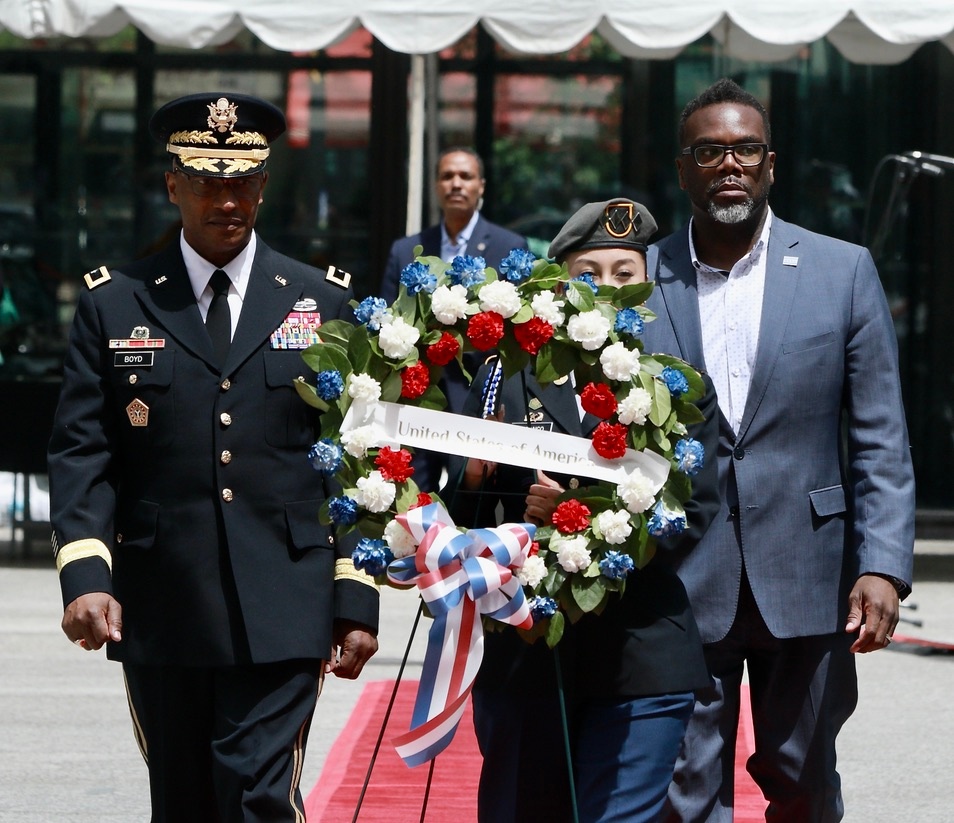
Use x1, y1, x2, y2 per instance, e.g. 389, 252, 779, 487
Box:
642, 79, 915, 821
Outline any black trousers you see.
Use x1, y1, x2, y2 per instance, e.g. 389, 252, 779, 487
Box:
123, 659, 322, 823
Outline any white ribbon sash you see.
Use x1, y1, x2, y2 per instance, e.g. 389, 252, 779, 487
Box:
343, 400, 670, 491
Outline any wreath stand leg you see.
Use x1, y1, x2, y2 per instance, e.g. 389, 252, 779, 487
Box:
553, 645, 581, 823
350, 600, 436, 822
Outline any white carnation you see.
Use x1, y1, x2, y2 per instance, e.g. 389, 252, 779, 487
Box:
353, 471, 396, 513
567, 310, 611, 351
340, 425, 379, 458
617, 469, 656, 514
600, 342, 641, 382
617, 387, 653, 426
531, 292, 565, 327
554, 534, 592, 573
595, 509, 634, 545
384, 518, 417, 558
515, 554, 547, 588
478, 280, 522, 319
378, 316, 420, 360
347, 373, 382, 404
431, 284, 470, 324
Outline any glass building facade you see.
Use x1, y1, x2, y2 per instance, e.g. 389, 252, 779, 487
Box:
1, 27, 952, 519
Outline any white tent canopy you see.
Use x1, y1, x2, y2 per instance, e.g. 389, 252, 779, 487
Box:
4, 1, 954, 64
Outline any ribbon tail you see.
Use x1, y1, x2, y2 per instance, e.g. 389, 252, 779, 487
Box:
392, 596, 484, 766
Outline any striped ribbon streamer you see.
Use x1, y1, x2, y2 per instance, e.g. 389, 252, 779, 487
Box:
386, 502, 536, 766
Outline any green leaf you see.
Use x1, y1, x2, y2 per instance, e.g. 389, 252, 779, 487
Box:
534, 339, 579, 385
565, 280, 596, 312
293, 377, 328, 411
544, 611, 566, 648
381, 370, 404, 402
650, 376, 672, 426
612, 281, 655, 308
314, 319, 355, 349
571, 575, 607, 613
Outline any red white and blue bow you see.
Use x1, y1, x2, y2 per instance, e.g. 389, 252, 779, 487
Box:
386, 502, 536, 766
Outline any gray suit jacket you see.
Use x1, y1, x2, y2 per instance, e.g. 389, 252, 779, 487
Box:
643, 215, 915, 643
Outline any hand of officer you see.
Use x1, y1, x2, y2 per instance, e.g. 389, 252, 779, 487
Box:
62, 592, 123, 651
462, 403, 506, 489
845, 574, 899, 654
327, 619, 379, 679
524, 470, 563, 527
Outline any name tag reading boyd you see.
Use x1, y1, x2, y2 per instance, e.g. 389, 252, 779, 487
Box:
110, 327, 164, 368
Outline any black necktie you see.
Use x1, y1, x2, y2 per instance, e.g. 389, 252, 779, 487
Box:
205, 269, 232, 365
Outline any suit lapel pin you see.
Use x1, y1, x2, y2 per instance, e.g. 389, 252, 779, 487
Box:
275, 274, 288, 286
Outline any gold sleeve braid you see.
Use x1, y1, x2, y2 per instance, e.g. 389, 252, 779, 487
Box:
55, 538, 112, 574
334, 558, 378, 590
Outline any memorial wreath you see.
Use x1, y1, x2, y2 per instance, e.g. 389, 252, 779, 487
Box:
296, 248, 706, 649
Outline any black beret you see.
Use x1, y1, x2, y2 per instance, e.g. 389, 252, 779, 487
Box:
149, 92, 286, 177
548, 198, 658, 261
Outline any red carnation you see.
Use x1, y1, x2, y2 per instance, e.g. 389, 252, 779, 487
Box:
580, 382, 618, 419
375, 446, 415, 483
410, 492, 433, 510
426, 332, 460, 366
466, 311, 505, 351
513, 316, 554, 355
400, 361, 430, 399
528, 541, 540, 556
592, 421, 629, 459
552, 499, 591, 533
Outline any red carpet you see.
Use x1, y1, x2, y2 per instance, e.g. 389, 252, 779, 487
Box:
306, 681, 766, 822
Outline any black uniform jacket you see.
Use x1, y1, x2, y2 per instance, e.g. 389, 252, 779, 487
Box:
444, 362, 718, 700
49, 239, 378, 667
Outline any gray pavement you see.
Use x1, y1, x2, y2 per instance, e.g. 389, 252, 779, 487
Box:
1, 539, 952, 822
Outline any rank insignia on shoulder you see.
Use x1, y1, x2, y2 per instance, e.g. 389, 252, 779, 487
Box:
325, 265, 351, 289
84, 266, 112, 290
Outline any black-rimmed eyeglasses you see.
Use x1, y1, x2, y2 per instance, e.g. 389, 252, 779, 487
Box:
680, 143, 769, 168
175, 168, 264, 199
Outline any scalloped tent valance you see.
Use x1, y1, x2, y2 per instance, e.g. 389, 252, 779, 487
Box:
3, 0, 954, 64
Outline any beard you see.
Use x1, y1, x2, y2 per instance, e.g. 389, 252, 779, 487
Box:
708, 200, 756, 224
704, 175, 770, 224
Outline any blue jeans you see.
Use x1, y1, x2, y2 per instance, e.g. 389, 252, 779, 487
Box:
474, 688, 695, 823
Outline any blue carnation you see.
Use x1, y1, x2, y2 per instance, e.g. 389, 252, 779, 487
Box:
328, 495, 359, 526
498, 248, 536, 283
647, 501, 687, 539
572, 273, 598, 293
598, 550, 635, 581
315, 369, 345, 401
614, 307, 644, 336
448, 255, 487, 289
660, 366, 689, 397
354, 296, 390, 331
307, 438, 343, 474
400, 261, 437, 295
528, 596, 558, 621
674, 438, 705, 476
352, 538, 393, 577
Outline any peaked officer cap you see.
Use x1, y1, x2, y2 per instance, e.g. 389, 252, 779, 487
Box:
149, 92, 286, 177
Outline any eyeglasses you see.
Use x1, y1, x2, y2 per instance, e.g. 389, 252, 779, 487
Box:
175, 169, 264, 199
681, 143, 769, 168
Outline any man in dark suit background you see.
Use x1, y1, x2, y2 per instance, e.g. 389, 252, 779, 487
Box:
49, 92, 379, 822
641, 78, 915, 822
382, 147, 528, 492
381, 146, 527, 307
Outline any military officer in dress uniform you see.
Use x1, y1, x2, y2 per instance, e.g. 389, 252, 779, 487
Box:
48, 92, 379, 822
